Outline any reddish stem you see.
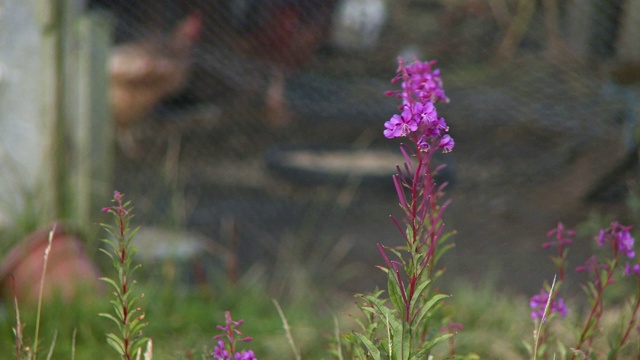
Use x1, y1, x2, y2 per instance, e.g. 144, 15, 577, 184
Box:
612, 278, 640, 360
571, 260, 618, 359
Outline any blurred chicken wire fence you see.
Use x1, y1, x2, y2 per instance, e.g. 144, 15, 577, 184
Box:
86, 0, 640, 293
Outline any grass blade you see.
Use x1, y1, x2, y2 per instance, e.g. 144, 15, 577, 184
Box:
273, 299, 301, 360
34, 224, 56, 359
45, 329, 58, 360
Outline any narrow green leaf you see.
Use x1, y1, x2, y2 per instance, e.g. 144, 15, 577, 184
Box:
413, 333, 453, 357
100, 226, 118, 240
130, 322, 147, 337
98, 315, 120, 330
111, 300, 124, 320
98, 247, 115, 260
360, 294, 392, 317
387, 270, 405, 315
125, 227, 141, 246
354, 333, 382, 360
391, 320, 410, 360
99, 277, 121, 293
521, 340, 533, 356
353, 317, 368, 333
125, 294, 139, 309
408, 279, 432, 313
127, 246, 139, 261
105, 333, 126, 355
433, 242, 455, 266
412, 294, 449, 328
131, 337, 150, 355
387, 247, 405, 263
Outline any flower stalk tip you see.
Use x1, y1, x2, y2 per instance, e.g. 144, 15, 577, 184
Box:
212, 311, 257, 360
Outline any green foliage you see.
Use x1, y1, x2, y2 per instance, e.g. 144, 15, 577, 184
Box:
1, 295, 110, 359
99, 192, 149, 359
1, 274, 338, 359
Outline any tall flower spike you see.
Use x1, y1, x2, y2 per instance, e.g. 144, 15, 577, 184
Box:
344, 56, 456, 357
212, 312, 257, 360
543, 222, 575, 249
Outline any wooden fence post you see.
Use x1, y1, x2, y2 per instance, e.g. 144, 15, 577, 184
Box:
0, 0, 113, 234
72, 11, 113, 227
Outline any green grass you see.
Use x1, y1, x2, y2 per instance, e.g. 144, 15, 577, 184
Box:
0, 269, 507, 359
437, 281, 533, 359
1, 211, 637, 360
3, 267, 639, 359
0, 268, 338, 360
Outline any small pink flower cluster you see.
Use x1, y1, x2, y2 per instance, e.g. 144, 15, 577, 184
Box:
597, 221, 635, 258
529, 290, 568, 321
383, 58, 453, 153
212, 312, 257, 360
533, 222, 640, 359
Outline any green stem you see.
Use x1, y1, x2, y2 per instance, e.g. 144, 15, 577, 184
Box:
611, 278, 640, 360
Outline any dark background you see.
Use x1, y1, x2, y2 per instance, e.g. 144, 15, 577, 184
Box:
90, 0, 640, 296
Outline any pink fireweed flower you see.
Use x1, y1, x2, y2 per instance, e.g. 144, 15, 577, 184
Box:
384, 106, 418, 139
439, 134, 455, 153
396, 58, 449, 104
597, 222, 635, 258
213, 312, 257, 360
213, 341, 230, 359
416, 134, 430, 152
530, 290, 568, 321
618, 230, 636, 258
624, 262, 640, 277
234, 350, 257, 360
543, 222, 575, 249
101, 190, 130, 215
412, 101, 438, 125
597, 229, 606, 247
215, 312, 250, 342
575, 255, 616, 288
433, 116, 450, 134
542, 222, 575, 280
440, 321, 464, 334
423, 116, 449, 139
212, 343, 257, 360
576, 255, 607, 274
384, 57, 454, 151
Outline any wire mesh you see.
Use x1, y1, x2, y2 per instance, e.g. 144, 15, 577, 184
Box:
88, 0, 640, 294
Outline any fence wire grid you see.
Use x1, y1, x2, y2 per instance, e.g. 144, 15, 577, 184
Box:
88, 0, 640, 293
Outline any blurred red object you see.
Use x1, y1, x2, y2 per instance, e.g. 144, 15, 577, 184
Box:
109, 12, 203, 129
190, 0, 339, 125
219, 1, 339, 125
0, 224, 103, 304
230, 1, 337, 68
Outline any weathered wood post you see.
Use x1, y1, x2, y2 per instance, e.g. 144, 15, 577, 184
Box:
72, 11, 113, 226
0, 0, 51, 228
0, 0, 113, 234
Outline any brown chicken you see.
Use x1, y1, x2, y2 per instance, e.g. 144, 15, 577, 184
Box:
109, 12, 202, 130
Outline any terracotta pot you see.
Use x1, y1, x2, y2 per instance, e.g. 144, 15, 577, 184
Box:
0, 224, 103, 303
